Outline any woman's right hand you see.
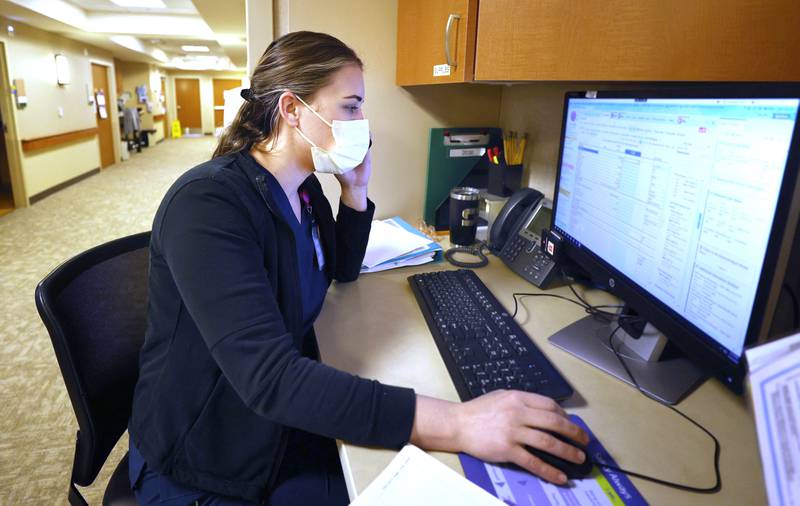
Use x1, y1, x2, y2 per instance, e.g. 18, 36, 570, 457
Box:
410, 391, 589, 485
454, 390, 589, 484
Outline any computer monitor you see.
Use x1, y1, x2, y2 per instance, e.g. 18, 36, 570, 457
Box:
547, 87, 800, 404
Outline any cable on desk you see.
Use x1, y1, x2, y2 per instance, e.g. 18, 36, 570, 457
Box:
444, 241, 490, 268
510, 282, 722, 493
595, 323, 722, 493
510, 291, 628, 321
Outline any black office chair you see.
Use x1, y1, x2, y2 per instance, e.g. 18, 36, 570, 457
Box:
35, 231, 151, 506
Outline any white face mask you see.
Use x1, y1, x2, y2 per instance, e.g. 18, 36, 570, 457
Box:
293, 94, 370, 175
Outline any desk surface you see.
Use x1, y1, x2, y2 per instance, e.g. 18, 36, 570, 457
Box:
315, 260, 766, 505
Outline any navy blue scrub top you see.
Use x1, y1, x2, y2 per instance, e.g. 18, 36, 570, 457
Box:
262, 166, 330, 337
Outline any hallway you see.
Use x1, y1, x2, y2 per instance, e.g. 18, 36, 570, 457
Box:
0, 137, 217, 504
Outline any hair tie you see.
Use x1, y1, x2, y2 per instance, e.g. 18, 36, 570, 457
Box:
240, 88, 255, 102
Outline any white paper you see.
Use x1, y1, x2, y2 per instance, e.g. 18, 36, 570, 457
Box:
96, 91, 108, 119
749, 332, 800, 506
362, 220, 432, 269
351, 445, 503, 506
433, 64, 451, 76
361, 252, 435, 273
747, 332, 800, 374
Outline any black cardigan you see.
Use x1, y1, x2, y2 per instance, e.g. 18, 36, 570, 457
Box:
129, 151, 416, 501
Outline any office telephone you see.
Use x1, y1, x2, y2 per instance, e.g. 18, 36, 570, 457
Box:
491, 188, 561, 289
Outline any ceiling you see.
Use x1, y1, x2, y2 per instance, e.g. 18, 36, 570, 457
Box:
0, 0, 247, 70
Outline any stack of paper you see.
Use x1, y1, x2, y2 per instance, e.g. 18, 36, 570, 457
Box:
746, 332, 800, 506
361, 217, 442, 273
351, 445, 503, 506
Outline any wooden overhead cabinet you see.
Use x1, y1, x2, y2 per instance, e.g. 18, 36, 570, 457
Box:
396, 0, 800, 85
396, 0, 478, 85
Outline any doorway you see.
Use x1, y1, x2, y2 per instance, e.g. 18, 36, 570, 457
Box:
0, 41, 21, 215
91, 63, 115, 168
0, 103, 12, 216
212, 78, 242, 128
175, 78, 201, 134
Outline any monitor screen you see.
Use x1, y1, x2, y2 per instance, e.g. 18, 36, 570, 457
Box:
553, 96, 800, 361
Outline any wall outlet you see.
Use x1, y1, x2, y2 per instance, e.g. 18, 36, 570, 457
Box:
57, 106, 64, 118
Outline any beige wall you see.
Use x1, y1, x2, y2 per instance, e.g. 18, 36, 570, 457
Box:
246, 0, 273, 74
278, 0, 502, 220
0, 18, 119, 201
118, 61, 150, 129
23, 138, 100, 197
165, 71, 246, 135
149, 119, 165, 145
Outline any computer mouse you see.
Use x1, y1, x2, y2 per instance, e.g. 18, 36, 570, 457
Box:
526, 430, 594, 480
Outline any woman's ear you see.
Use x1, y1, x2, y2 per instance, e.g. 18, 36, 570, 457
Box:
277, 91, 300, 127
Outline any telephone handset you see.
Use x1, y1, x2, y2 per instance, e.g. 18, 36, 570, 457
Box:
491, 188, 561, 289
490, 188, 543, 251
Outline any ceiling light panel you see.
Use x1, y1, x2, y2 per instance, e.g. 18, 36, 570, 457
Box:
151, 48, 169, 62
109, 0, 167, 8
180, 45, 210, 52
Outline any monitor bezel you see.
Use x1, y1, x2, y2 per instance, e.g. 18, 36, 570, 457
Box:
551, 85, 800, 391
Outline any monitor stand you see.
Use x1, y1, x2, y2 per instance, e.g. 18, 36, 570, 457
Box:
548, 314, 708, 405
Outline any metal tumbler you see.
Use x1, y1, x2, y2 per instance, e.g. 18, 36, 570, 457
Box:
449, 187, 481, 246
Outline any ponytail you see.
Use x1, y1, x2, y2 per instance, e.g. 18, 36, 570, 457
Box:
212, 94, 275, 158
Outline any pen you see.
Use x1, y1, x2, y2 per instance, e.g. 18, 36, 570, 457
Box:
518, 133, 528, 165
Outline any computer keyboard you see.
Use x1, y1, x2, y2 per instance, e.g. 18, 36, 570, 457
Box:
408, 269, 573, 401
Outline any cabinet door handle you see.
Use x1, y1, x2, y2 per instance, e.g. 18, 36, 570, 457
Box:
445, 13, 461, 68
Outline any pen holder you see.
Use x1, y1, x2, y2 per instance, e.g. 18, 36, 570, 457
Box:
488, 163, 523, 197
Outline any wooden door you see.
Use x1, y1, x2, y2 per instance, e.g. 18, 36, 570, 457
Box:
175, 78, 202, 130
91, 63, 115, 168
396, 0, 478, 85
475, 0, 800, 82
212, 78, 242, 127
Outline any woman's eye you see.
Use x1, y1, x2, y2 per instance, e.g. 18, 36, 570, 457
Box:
345, 105, 360, 112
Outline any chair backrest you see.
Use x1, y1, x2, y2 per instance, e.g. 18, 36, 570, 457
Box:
35, 231, 151, 487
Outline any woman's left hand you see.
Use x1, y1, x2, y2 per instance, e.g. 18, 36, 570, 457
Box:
336, 148, 371, 211
335, 145, 372, 188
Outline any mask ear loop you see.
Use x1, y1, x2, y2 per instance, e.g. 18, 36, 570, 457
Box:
291, 93, 330, 149
293, 94, 333, 128
294, 124, 318, 148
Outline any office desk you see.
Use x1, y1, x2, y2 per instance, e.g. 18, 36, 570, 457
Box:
315, 260, 766, 505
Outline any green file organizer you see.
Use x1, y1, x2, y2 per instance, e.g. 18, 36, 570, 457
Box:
423, 127, 503, 229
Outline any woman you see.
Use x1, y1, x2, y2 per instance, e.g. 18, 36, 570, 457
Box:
128, 31, 588, 505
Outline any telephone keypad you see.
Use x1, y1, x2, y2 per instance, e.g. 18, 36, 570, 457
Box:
500, 235, 559, 289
